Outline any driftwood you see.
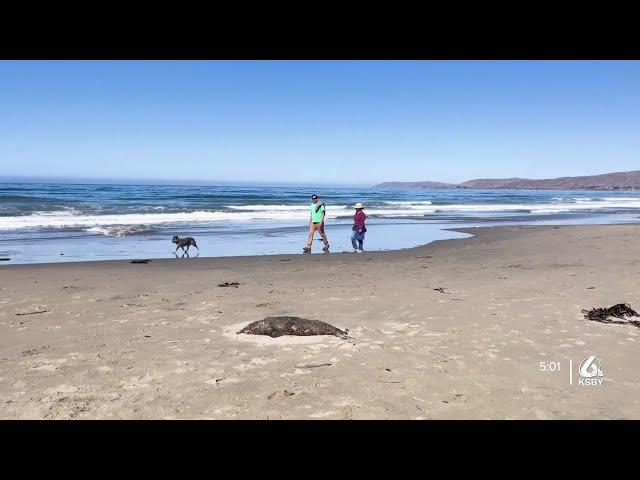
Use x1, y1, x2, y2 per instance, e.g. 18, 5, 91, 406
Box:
130, 259, 151, 264
581, 303, 640, 328
294, 363, 332, 369
16, 310, 49, 316
238, 316, 352, 340
218, 282, 240, 288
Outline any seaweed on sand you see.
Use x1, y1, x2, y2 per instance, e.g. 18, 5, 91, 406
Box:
581, 303, 640, 328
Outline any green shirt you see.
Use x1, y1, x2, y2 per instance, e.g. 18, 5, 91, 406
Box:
310, 202, 325, 223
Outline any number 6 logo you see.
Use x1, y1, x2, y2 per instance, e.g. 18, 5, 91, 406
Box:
579, 355, 603, 379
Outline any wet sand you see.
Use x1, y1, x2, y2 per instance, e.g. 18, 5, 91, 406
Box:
1, 224, 640, 419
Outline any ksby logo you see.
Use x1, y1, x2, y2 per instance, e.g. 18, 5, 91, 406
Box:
578, 355, 604, 386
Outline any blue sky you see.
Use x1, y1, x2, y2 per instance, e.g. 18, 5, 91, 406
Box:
1, 61, 639, 185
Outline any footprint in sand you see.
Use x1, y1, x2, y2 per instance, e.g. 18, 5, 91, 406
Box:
31, 358, 68, 371
309, 411, 339, 418
205, 377, 242, 386
43, 384, 79, 395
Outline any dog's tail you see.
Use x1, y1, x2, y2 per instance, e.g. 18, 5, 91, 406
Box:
193, 240, 199, 249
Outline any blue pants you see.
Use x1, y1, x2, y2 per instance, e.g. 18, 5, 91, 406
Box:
351, 229, 364, 250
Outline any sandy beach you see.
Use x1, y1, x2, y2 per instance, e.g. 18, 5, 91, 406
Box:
1, 224, 640, 419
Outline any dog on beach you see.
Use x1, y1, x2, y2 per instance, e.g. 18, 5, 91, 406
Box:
172, 235, 199, 254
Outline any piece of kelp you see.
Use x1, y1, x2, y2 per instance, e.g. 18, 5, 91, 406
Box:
581, 303, 640, 328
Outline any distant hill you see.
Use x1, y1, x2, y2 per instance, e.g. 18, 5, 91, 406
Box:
374, 181, 455, 189
373, 170, 640, 190
458, 178, 528, 188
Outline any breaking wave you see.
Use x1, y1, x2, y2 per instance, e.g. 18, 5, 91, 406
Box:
86, 225, 155, 237
3, 196, 640, 234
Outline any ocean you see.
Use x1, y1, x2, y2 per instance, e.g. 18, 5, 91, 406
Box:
2, 182, 640, 264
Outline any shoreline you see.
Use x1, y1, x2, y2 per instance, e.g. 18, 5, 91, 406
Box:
0, 219, 475, 266
0, 222, 635, 269
2, 223, 640, 419
4, 180, 640, 266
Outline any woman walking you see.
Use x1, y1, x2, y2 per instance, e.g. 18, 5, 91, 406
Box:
351, 202, 367, 253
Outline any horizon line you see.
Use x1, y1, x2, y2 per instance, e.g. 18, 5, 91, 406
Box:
0, 175, 373, 188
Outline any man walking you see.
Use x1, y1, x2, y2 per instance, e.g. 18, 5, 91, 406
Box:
303, 194, 330, 253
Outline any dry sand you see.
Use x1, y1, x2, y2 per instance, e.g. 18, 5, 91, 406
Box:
1, 224, 640, 419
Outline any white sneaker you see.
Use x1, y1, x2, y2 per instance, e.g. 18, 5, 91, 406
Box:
357, 249, 364, 253
352, 249, 358, 253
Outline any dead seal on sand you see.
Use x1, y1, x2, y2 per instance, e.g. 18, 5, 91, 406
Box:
237, 316, 353, 340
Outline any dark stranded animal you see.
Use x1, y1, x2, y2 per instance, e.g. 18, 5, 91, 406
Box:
172, 235, 199, 254
237, 316, 352, 340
